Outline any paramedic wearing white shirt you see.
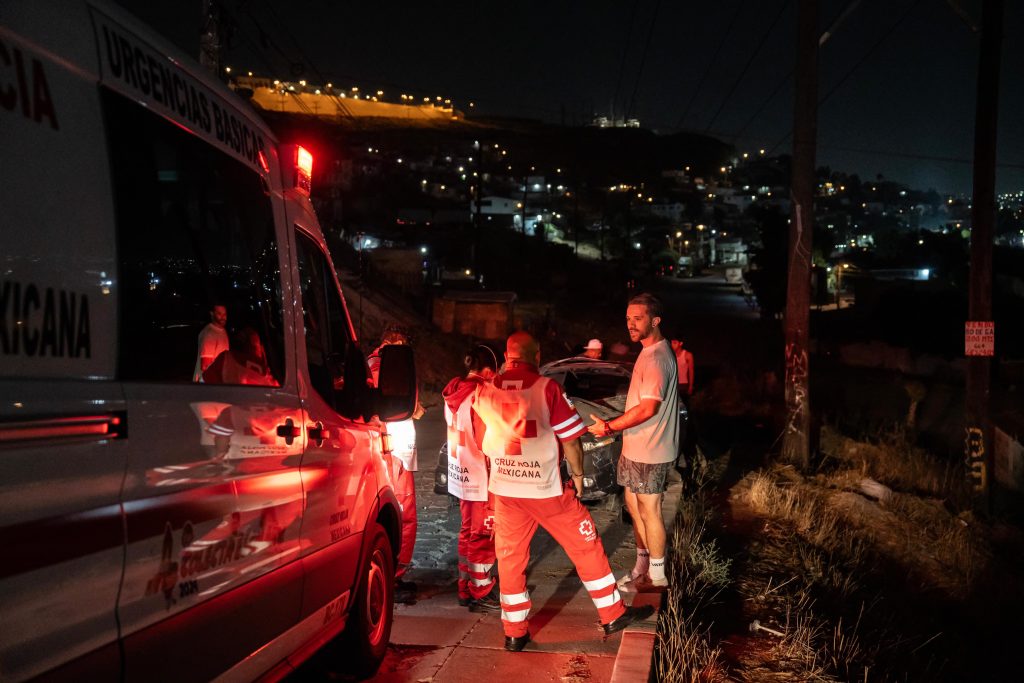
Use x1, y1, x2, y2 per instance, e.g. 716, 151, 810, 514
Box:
588, 293, 678, 590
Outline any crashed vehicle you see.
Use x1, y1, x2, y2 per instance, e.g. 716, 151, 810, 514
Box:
434, 358, 631, 506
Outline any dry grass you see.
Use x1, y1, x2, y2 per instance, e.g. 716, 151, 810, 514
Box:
655, 492, 731, 683
730, 464, 965, 680
819, 427, 968, 506
657, 425, 1021, 681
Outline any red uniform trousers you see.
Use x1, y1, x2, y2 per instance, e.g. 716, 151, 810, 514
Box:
495, 485, 625, 638
389, 458, 417, 577
457, 495, 497, 601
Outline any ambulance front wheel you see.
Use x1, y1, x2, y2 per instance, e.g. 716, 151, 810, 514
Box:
341, 523, 394, 677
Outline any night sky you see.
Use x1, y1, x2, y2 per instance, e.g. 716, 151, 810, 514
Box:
124, 0, 1023, 195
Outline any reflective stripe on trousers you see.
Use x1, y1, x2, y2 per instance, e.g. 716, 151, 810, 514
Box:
494, 487, 625, 637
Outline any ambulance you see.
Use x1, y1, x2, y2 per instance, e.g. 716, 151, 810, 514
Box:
0, 1, 416, 680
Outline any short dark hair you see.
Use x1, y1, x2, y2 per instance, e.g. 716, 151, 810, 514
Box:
464, 344, 498, 375
628, 292, 663, 319
381, 322, 410, 345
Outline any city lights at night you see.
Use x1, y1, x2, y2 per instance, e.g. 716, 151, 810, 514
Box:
3, 1, 1024, 682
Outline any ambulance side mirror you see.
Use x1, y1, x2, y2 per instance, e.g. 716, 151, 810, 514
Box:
335, 344, 371, 420
375, 344, 417, 422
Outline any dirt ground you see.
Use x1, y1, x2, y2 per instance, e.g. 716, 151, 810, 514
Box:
657, 410, 1024, 682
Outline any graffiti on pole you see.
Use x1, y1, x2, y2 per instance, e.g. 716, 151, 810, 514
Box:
784, 342, 809, 436
964, 427, 987, 493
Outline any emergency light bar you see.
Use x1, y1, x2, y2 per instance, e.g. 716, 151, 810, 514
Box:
281, 144, 313, 196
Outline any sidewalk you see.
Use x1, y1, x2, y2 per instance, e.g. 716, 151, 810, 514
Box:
369, 409, 682, 682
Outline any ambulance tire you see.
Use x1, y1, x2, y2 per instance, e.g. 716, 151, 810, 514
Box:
340, 523, 394, 677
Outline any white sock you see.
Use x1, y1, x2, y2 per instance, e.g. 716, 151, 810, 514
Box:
631, 549, 650, 579
648, 557, 666, 582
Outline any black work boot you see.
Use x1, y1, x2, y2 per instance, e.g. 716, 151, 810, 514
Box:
504, 632, 530, 652
602, 604, 655, 636
468, 588, 501, 612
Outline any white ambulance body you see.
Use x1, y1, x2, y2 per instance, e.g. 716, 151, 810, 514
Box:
0, 2, 415, 680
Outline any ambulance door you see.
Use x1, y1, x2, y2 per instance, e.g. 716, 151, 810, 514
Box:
95, 86, 304, 681
291, 225, 385, 619
0, 4, 128, 679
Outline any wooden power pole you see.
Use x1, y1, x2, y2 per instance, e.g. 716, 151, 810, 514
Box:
782, 0, 819, 469
965, 0, 1003, 504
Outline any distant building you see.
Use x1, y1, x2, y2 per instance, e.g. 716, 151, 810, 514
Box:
591, 115, 641, 128
477, 196, 520, 215
649, 202, 686, 223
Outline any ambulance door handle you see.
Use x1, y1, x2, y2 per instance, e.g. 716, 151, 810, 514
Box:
308, 422, 329, 447
276, 418, 301, 445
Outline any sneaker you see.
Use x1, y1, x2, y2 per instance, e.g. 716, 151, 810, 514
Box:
636, 575, 668, 593
615, 570, 643, 590
468, 589, 501, 613
458, 595, 473, 607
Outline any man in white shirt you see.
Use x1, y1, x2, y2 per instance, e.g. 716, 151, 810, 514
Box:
588, 293, 678, 590
192, 303, 229, 382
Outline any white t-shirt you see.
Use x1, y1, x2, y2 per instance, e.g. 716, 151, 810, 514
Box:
621, 338, 679, 464
193, 323, 229, 382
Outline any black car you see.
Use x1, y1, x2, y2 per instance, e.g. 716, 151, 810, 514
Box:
434, 358, 632, 505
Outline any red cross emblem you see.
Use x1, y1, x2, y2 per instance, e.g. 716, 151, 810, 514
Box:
501, 402, 536, 455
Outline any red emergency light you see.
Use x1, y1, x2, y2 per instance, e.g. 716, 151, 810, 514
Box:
282, 144, 314, 196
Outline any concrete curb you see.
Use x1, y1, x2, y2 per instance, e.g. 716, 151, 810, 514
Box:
610, 592, 662, 683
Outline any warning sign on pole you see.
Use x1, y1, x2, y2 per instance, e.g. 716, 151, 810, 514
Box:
965, 321, 995, 356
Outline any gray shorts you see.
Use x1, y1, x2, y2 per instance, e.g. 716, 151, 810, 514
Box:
617, 456, 671, 495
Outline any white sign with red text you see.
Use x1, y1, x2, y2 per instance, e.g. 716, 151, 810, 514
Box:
965, 321, 995, 357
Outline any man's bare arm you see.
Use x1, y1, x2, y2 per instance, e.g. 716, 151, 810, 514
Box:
587, 397, 660, 438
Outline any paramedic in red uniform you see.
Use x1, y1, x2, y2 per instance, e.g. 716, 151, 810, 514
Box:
442, 345, 501, 612
473, 331, 652, 652
368, 324, 424, 602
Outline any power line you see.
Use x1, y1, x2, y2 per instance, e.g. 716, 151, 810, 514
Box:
626, 0, 664, 121
818, 143, 1024, 169
674, 0, 749, 129
611, 0, 641, 121
766, 0, 924, 155
730, 0, 865, 144
703, 0, 790, 133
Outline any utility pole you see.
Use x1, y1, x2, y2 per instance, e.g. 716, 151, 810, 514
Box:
965, 0, 1003, 506
474, 140, 483, 287
199, 0, 222, 77
781, 0, 818, 469
521, 168, 529, 239
573, 166, 581, 255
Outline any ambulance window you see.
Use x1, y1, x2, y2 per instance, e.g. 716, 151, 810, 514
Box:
293, 230, 351, 407
102, 89, 285, 385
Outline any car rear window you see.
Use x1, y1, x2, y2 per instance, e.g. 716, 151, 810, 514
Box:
560, 370, 630, 402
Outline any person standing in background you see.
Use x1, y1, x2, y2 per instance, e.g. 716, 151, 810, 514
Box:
671, 338, 696, 468
581, 338, 603, 359
193, 302, 228, 382
671, 339, 694, 402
